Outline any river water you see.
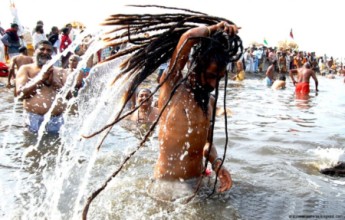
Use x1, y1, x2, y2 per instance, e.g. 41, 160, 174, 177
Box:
0, 71, 344, 220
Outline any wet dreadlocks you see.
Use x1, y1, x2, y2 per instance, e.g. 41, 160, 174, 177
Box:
82, 5, 243, 220
100, 5, 243, 116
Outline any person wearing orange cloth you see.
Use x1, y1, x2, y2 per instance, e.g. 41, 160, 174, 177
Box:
289, 62, 318, 96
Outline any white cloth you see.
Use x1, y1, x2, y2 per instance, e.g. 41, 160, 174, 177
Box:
0, 34, 5, 62
32, 33, 47, 48
52, 39, 61, 67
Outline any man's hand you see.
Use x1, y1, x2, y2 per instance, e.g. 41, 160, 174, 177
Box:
217, 21, 240, 36
216, 166, 232, 192
41, 65, 54, 82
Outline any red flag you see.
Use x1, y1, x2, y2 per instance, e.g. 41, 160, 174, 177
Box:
290, 28, 294, 39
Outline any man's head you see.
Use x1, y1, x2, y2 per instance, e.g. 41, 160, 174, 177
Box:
51, 26, 59, 34
200, 61, 226, 93
18, 46, 27, 54
61, 27, 70, 35
37, 20, 44, 26
65, 23, 72, 30
279, 75, 286, 81
304, 62, 311, 69
190, 32, 230, 92
68, 54, 80, 68
136, 88, 152, 107
11, 23, 18, 30
34, 40, 53, 67
35, 25, 44, 34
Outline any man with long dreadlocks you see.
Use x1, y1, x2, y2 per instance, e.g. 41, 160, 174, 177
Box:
81, 6, 243, 216
155, 20, 240, 194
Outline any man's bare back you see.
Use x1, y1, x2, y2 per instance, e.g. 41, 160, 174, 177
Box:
8, 53, 34, 88
289, 62, 318, 93
12, 54, 34, 69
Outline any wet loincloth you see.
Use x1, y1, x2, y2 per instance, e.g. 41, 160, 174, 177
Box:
295, 82, 310, 94
25, 112, 64, 134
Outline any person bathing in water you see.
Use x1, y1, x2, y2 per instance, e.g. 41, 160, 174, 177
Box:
81, 10, 243, 217
155, 21, 240, 192
289, 62, 318, 97
127, 88, 159, 124
16, 40, 82, 134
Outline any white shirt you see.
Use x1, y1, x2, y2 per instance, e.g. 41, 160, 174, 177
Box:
32, 33, 47, 49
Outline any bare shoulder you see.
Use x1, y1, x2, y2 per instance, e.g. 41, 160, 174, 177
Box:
305, 68, 315, 76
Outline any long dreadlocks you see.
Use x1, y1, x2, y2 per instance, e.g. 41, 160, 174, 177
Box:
98, 5, 242, 119
82, 5, 243, 219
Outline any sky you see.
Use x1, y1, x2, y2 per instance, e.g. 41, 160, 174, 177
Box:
0, 0, 344, 60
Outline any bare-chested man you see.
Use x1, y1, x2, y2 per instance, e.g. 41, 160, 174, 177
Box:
128, 88, 159, 124
265, 60, 276, 87
289, 62, 318, 95
156, 21, 240, 193
7, 46, 33, 89
16, 40, 79, 134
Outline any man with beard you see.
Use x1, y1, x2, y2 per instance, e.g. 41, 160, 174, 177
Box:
128, 88, 159, 124
155, 21, 239, 193
15, 40, 68, 134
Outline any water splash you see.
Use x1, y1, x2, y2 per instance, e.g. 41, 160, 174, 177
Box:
308, 147, 345, 169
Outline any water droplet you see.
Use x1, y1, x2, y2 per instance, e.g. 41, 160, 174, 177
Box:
179, 151, 188, 161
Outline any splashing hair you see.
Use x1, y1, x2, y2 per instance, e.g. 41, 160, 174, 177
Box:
81, 6, 243, 219
100, 5, 243, 114
192, 31, 237, 73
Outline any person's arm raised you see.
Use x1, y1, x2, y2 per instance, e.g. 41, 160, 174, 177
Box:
161, 21, 239, 85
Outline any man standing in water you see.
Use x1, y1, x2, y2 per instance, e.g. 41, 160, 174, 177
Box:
7, 46, 34, 89
128, 88, 159, 124
16, 40, 71, 134
265, 60, 276, 87
156, 21, 239, 192
289, 62, 318, 98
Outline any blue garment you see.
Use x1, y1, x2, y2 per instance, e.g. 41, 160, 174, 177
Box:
25, 112, 64, 134
81, 67, 91, 77
1, 33, 20, 55
265, 77, 273, 87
